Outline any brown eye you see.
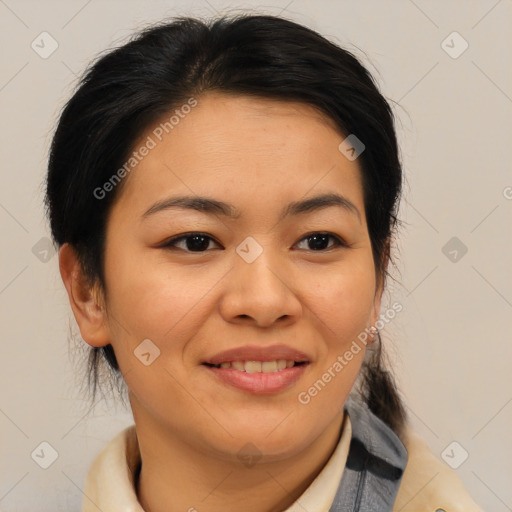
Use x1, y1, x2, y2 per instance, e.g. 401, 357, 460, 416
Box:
295, 232, 346, 251
161, 233, 221, 252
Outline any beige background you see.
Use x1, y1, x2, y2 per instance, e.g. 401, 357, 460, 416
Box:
1, 0, 511, 510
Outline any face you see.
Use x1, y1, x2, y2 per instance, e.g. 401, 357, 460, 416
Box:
95, 92, 382, 461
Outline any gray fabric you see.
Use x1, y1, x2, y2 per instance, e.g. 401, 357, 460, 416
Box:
328, 396, 408, 511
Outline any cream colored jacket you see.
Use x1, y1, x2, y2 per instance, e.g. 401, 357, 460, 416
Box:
82, 417, 484, 511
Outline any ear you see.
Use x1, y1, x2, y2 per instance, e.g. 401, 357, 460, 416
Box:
369, 238, 391, 330
58, 243, 111, 347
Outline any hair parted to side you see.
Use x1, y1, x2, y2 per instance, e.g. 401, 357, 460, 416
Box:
45, 13, 407, 436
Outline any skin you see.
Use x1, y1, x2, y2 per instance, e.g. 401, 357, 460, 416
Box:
59, 92, 386, 512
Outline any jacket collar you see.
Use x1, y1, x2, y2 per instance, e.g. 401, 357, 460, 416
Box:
344, 395, 408, 472
328, 396, 408, 511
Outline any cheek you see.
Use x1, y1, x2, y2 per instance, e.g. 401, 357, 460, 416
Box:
103, 240, 202, 336
304, 256, 376, 339
102, 247, 230, 388
117, 275, 200, 334
293, 268, 373, 436
102, 257, 206, 418
297, 267, 374, 414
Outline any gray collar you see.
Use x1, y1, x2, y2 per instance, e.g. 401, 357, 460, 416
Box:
328, 396, 408, 511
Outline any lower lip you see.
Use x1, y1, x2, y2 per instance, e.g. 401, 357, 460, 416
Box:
203, 364, 309, 394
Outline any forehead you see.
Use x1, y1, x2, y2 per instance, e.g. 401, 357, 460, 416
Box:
112, 92, 365, 220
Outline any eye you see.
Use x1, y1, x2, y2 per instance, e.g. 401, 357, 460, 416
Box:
295, 232, 347, 251
160, 232, 221, 252
160, 231, 348, 253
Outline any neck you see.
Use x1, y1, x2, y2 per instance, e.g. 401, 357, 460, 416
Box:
133, 406, 345, 512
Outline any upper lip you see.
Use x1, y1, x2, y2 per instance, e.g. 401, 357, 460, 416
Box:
202, 344, 311, 365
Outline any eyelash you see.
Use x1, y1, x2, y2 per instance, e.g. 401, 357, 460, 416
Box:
159, 231, 349, 253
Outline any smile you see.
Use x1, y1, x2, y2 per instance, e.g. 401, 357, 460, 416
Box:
203, 360, 307, 373
202, 361, 310, 394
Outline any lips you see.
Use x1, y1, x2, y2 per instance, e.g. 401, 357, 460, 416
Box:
202, 344, 311, 366
201, 344, 312, 394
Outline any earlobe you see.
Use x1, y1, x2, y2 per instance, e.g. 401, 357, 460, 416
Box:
58, 243, 111, 348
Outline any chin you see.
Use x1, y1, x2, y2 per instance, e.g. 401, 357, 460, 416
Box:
228, 425, 314, 460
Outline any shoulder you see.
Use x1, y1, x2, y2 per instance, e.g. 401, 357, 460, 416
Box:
344, 396, 484, 511
82, 425, 143, 511
394, 427, 484, 512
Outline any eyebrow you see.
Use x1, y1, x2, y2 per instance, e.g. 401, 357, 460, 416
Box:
141, 192, 362, 224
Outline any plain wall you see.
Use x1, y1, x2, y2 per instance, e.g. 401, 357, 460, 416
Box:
1, 0, 511, 510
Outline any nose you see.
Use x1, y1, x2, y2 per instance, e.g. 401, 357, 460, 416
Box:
218, 247, 302, 328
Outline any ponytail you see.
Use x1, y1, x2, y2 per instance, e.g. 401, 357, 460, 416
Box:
355, 331, 407, 438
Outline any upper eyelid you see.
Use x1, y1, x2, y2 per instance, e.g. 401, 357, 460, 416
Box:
161, 231, 348, 249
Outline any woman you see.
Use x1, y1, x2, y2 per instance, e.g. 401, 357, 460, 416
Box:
45, 13, 483, 511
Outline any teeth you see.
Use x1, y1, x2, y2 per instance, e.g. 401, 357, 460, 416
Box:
212, 359, 300, 373
245, 361, 262, 373
261, 361, 277, 372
